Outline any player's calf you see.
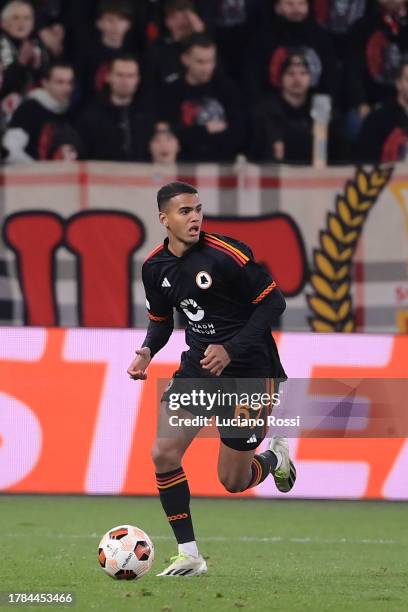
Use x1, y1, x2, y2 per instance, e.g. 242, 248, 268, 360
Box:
219, 473, 251, 493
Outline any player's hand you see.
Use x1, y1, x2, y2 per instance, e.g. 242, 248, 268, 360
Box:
127, 347, 151, 380
200, 344, 231, 376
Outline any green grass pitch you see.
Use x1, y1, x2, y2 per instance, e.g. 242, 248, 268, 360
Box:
2, 495, 408, 611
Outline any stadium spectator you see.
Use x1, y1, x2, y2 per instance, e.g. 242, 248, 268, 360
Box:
311, 0, 367, 59
194, 0, 263, 82
65, 0, 160, 65
77, 0, 136, 95
0, 0, 49, 98
77, 55, 154, 161
38, 22, 64, 59
149, 121, 180, 163
357, 59, 408, 163
312, 0, 367, 31
344, 0, 408, 136
35, 1, 67, 60
0, 59, 23, 127
245, 0, 338, 103
248, 51, 348, 164
158, 33, 244, 161
145, 0, 206, 90
2, 61, 80, 162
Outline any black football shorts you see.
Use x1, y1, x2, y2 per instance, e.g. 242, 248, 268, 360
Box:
161, 352, 281, 451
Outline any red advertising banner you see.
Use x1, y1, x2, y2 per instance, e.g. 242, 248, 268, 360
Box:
1, 328, 407, 499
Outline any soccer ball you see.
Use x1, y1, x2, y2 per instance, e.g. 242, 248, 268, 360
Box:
98, 524, 154, 580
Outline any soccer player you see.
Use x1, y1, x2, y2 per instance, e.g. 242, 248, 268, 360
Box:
127, 181, 296, 576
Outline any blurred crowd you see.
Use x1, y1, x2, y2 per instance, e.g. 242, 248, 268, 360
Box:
0, 0, 408, 165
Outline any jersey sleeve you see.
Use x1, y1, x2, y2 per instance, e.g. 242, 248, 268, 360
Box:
238, 259, 277, 305
218, 236, 278, 305
213, 237, 286, 360
141, 262, 174, 357
142, 262, 173, 321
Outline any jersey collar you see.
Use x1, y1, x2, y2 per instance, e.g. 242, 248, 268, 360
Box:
164, 231, 205, 259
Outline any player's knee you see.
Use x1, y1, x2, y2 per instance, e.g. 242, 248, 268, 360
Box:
151, 441, 183, 472
219, 474, 247, 494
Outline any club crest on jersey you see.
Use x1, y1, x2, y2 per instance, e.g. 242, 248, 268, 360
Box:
195, 271, 212, 289
180, 298, 204, 321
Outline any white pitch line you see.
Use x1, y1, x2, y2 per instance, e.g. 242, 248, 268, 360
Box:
4, 533, 401, 545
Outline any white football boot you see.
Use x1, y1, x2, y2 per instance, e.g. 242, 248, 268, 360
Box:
156, 552, 208, 577
268, 437, 296, 493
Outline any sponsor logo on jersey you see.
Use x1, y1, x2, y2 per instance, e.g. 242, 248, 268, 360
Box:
161, 277, 171, 287
196, 271, 212, 289
180, 298, 205, 321
188, 322, 216, 335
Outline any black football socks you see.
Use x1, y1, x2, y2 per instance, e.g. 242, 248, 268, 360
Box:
245, 450, 278, 489
156, 467, 196, 545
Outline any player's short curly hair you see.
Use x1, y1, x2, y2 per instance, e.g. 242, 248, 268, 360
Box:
157, 181, 198, 210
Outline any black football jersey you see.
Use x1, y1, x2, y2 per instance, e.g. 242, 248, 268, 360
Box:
142, 231, 285, 376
